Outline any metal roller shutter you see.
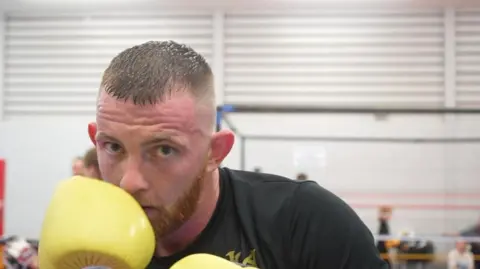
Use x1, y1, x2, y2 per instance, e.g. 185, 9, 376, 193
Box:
456, 10, 480, 108
4, 12, 214, 118
224, 10, 445, 108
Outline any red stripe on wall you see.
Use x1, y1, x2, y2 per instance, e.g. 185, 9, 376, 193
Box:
0, 159, 5, 236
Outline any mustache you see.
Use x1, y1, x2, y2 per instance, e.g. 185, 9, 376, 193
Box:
132, 195, 155, 207
131, 162, 209, 208
132, 174, 206, 208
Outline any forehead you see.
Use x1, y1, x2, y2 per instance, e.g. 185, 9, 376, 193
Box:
96, 90, 198, 126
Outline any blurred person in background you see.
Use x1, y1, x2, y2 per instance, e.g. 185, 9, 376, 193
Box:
459, 217, 480, 269
446, 217, 480, 269
83, 147, 102, 180
377, 206, 394, 268
460, 217, 480, 237
448, 240, 474, 269
296, 173, 308, 181
71, 156, 84, 176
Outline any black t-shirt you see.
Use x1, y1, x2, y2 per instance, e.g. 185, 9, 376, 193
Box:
147, 168, 388, 269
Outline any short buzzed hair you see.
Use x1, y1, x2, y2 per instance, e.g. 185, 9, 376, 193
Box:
100, 40, 214, 105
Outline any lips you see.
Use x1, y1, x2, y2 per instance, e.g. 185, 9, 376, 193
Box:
141, 206, 155, 215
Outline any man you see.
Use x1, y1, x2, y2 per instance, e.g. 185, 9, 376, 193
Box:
376, 206, 394, 268
460, 218, 480, 269
448, 240, 475, 269
82, 147, 102, 180
296, 173, 308, 181
71, 156, 84, 176
88, 40, 387, 269
446, 217, 480, 269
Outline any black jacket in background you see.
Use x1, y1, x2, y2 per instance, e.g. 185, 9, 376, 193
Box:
376, 220, 390, 254
376, 220, 391, 268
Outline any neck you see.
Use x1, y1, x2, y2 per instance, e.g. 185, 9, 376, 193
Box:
155, 168, 221, 257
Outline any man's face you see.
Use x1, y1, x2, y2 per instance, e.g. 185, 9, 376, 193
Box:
91, 91, 214, 238
379, 207, 392, 221
72, 160, 84, 176
84, 165, 101, 180
456, 241, 466, 252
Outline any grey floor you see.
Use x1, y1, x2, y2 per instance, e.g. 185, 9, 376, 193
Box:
392, 262, 480, 269
391, 263, 444, 269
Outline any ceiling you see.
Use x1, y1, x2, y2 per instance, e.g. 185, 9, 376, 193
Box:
1, 0, 480, 12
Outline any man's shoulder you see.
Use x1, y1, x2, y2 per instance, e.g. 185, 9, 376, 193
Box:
224, 167, 300, 186
221, 167, 309, 201
219, 168, 382, 268
220, 167, 353, 223
220, 167, 307, 221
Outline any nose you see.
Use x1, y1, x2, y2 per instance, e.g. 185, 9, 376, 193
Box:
119, 158, 149, 194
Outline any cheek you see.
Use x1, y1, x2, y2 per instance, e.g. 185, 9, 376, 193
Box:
148, 150, 205, 196
149, 157, 196, 189
172, 149, 206, 178
97, 152, 120, 184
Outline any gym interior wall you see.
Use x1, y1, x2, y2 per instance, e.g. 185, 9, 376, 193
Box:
0, 1, 479, 267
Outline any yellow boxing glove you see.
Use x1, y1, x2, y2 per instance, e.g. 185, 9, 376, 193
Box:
170, 253, 257, 269
38, 176, 155, 269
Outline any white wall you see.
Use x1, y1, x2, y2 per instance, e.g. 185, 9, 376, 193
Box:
0, 118, 94, 238
0, 2, 479, 241
224, 114, 480, 236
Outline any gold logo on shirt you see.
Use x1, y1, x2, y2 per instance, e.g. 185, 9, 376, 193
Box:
225, 249, 257, 267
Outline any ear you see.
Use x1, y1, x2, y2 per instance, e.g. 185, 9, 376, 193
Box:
88, 122, 97, 146
206, 130, 235, 172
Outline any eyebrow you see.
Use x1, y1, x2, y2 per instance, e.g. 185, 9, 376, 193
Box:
95, 131, 185, 146
142, 133, 176, 147
95, 132, 118, 142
